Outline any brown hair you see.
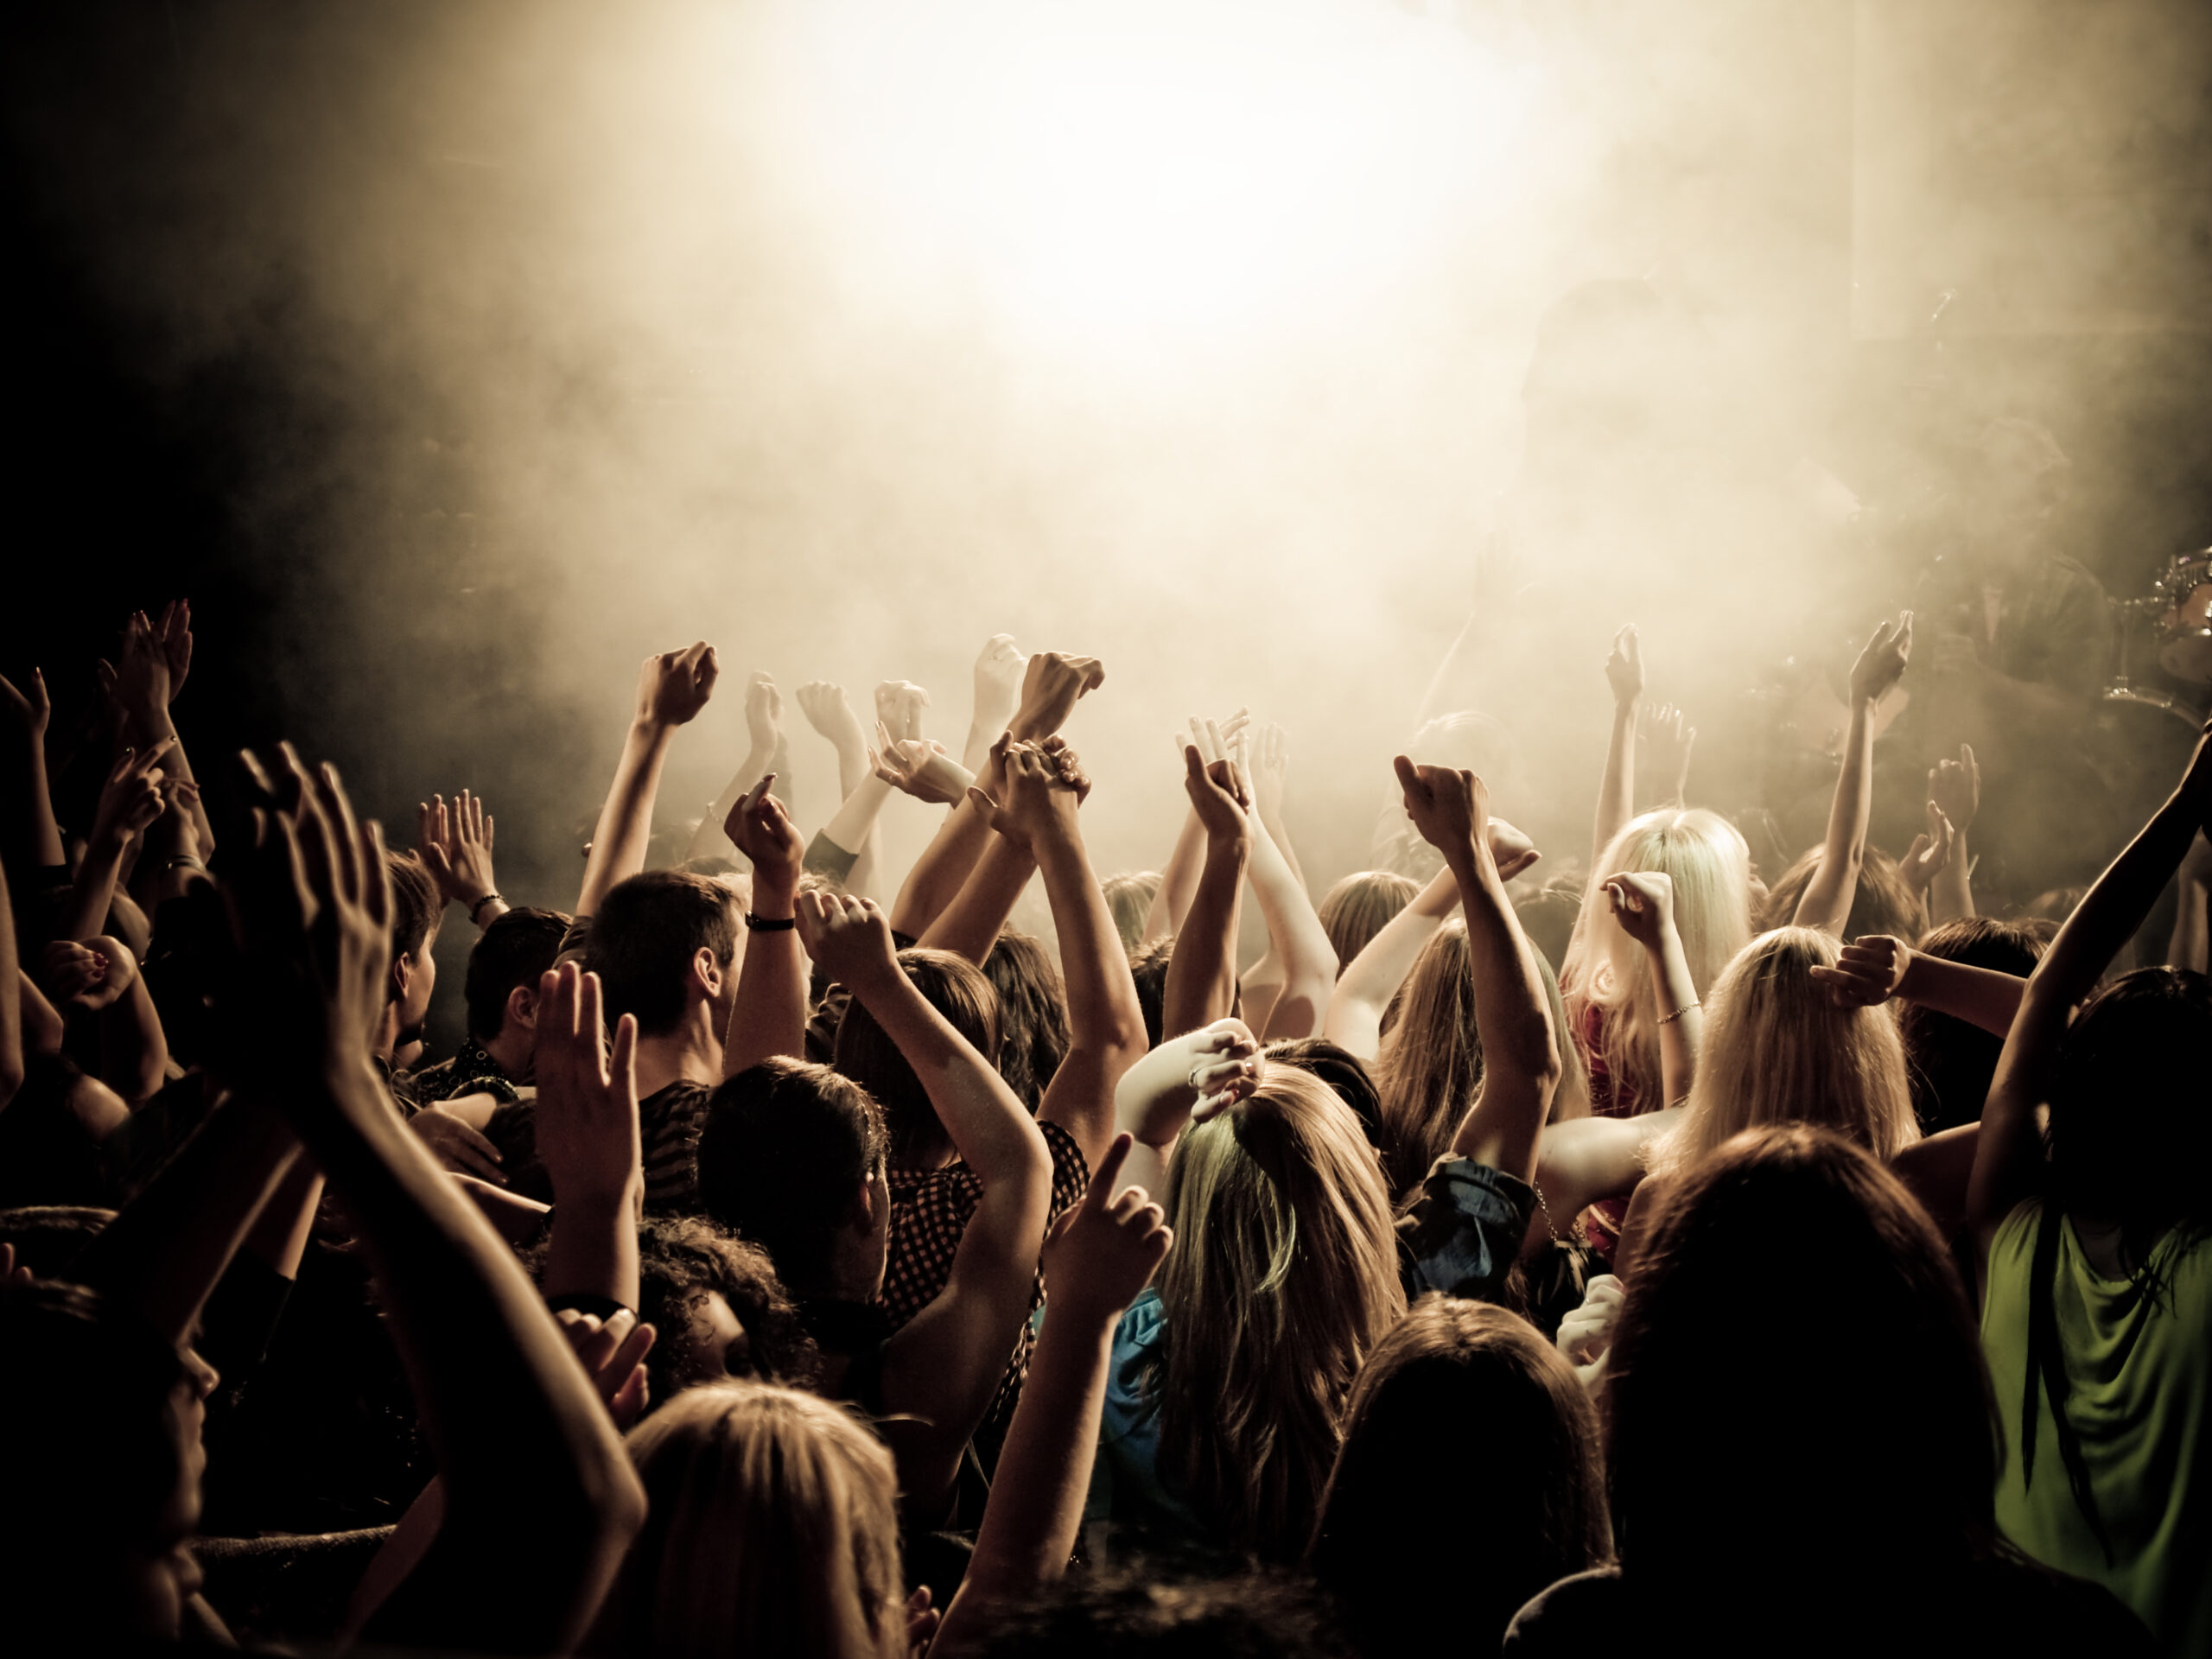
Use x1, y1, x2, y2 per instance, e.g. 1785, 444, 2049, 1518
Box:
832, 948, 999, 1165
1370, 922, 1481, 1203
1317, 871, 1421, 973
1759, 844, 1926, 943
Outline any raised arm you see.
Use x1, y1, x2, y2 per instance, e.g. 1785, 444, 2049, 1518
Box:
683, 670, 779, 868
0, 669, 65, 874
0, 861, 19, 1109
231, 749, 643, 1653
533, 964, 645, 1310
1812, 932, 2027, 1039
721, 776, 808, 1074
799, 889, 1052, 1517
915, 735, 1039, 964
931, 1135, 1171, 1655
61, 739, 171, 942
975, 742, 1147, 1168
1161, 739, 1249, 1039
1794, 613, 1911, 936
110, 602, 218, 859
44, 935, 169, 1103
963, 634, 1027, 777
580, 643, 719, 914
796, 680, 872, 801
1968, 724, 2212, 1274
1110, 1017, 1257, 1193
1398, 757, 1560, 1182
1248, 721, 1306, 893
1927, 744, 1979, 925
1599, 871, 1700, 1105
1592, 626, 1642, 873
2172, 833, 2212, 972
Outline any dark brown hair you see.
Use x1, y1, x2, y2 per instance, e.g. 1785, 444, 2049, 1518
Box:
832, 948, 998, 1165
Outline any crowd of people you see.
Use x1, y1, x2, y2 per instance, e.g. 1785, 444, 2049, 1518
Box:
0, 594, 2204, 1655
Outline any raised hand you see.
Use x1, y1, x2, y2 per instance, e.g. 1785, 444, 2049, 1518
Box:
874, 680, 931, 744
154, 600, 193, 702
551, 1307, 657, 1431
1392, 754, 1488, 860
795, 681, 868, 758
971, 633, 1027, 734
1928, 743, 1980, 834
1808, 934, 1911, 1008
1605, 625, 1643, 708
872, 724, 972, 805
1601, 870, 1675, 951
1638, 701, 1696, 804
1900, 801, 1958, 893
636, 642, 719, 729
106, 608, 174, 727
416, 789, 499, 910
969, 742, 1084, 852
0, 668, 50, 741
1489, 819, 1541, 882
1040, 1133, 1173, 1322
42, 936, 136, 1011
1186, 1018, 1262, 1122
1848, 611, 1913, 705
533, 963, 642, 1211
793, 888, 901, 992
735, 670, 779, 751
225, 745, 395, 1075
723, 773, 804, 894
1249, 721, 1291, 818
1009, 652, 1105, 741
1181, 737, 1249, 845
89, 738, 174, 849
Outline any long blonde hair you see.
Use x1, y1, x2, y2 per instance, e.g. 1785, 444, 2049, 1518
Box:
1155, 1067, 1406, 1562
610, 1382, 903, 1659
1561, 808, 1752, 1114
1649, 927, 1919, 1178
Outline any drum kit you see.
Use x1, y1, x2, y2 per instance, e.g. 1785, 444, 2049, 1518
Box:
2104, 547, 2212, 733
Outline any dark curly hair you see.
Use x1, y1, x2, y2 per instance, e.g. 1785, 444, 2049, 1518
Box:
635, 1215, 820, 1405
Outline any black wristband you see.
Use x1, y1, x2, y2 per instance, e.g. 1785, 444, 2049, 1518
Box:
746, 912, 797, 932
468, 892, 502, 920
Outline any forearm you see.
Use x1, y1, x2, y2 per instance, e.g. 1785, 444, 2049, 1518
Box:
579, 721, 676, 913
1592, 702, 1637, 873
933, 1311, 1116, 1650
98, 972, 169, 1103
917, 834, 1037, 965
818, 773, 895, 858
725, 875, 807, 1074
1896, 951, 2025, 1038
961, 720, 1001, 781
1141, 810, 1206, 944
1257, 801, 1306, 893
63, 836, 130, 941
1162, 838, 1247, 1039
859, 972, 1046, 1180
3, 733, 65, 872
542, 1182, 644, 1309
1794, 702, 1873, 935
1243, 820, 1333, 1040
0, 872, 20, 1108
1323, 863, 1458, 1057
1033, 837, 1147, 1162
1445, 842, 1558, 1176
1929, 831, 1974, 926
1645, 934, 1700, 1106
124, 709, 215, 856
889, 800, 994, 938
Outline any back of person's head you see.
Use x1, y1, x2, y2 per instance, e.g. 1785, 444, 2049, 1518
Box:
1370, 921, 1481, 1201
1759, 845, 1926, 943
1515, 879, 1585, 982
1564, 808, 1752, 1109
1900, 917, 2050, 1132
972, 1560, 1356, 1658
634, 1216, 821, 1403
1129, 938, 1173, 1049
1607, 1127, 1995, 1584
983, 929, 1069, 1114
832, 947, 998, 1165
0, 1278, 199, 1642
1156, 1066, 1405, 1561
0, 1205, 112, 1277
1317, 871, 1421, 973
1103, 872, 1162, 957
1310, 1296, 1609, 1651
385, 849, 441, 974
1263, 1039, 1382, 1154
587, 871, 741, 1038
613, 1380, 902, 1659
696, 1059, 887, 1297
2046, 965, 2212, 1267
462, 906, 572, 1043
1654, 926, 1916, 1178
0, 1056, 122, 1210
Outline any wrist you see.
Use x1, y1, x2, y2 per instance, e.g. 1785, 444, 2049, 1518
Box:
750, 876, 798, 917
554, 1172, 643, 1216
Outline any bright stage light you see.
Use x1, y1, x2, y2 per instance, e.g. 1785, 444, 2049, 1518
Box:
761, 0, 1541, 358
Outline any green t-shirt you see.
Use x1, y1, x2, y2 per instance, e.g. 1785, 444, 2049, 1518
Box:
1982, 1201, 2212, 1655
